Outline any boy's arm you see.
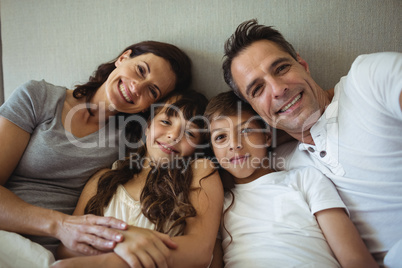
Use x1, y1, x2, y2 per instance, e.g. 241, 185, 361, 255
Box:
315, 208, 378, 268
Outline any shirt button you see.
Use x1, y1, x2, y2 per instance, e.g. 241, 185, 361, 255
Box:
320, 151, 327, 158
308, 147, 315, 153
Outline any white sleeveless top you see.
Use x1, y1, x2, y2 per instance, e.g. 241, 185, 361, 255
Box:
103, 185, 181, 237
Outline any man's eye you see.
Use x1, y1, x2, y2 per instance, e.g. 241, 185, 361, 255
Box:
276, 64, 290, 74
251, 85, 263, 97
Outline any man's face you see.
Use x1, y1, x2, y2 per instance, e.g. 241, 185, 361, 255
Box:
231, 40, 324, 137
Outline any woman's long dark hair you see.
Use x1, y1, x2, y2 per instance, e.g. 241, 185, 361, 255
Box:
85, 90, 213, 235
73, 40, 192, 102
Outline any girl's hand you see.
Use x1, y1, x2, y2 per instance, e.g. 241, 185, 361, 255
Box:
114, 226, 178, 268
56, 214, 128, 255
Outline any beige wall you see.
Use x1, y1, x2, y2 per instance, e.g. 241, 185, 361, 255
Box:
1, 0, 401, 100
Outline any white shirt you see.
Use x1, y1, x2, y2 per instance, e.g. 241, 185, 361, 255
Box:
277, 52, 402, 256
222, 167, 345, 268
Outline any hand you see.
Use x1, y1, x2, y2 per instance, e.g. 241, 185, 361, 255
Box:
56, 214, 128, 255
114, 226, 178, 268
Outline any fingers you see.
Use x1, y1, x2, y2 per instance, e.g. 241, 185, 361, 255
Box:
153, 231, 178, 249
114, 228, 172, 268
87, 215, 128, 230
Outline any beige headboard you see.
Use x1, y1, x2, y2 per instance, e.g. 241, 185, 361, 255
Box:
1, 0, 401, 102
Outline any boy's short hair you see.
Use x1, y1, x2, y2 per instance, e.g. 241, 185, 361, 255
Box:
205, 90, 266, 129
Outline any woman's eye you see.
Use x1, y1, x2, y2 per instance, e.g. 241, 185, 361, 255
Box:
138, 65, 146, 77
149, 87, 158, 99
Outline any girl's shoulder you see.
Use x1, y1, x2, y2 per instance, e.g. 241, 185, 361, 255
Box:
190, 158, 219, 181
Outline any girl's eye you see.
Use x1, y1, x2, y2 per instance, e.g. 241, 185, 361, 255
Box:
161, 120, 171, 125
185, 130, 196, 138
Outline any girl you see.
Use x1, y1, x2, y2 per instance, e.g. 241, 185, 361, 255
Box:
0, 40, 192, 266
54, 90, 224, 268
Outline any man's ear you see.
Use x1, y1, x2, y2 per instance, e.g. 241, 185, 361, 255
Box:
115, 50, 132, 67
296, 53, 310, 74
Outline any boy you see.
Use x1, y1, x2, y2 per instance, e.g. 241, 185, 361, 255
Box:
205, 91, 377, 268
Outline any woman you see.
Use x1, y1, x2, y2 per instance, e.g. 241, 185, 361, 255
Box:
0, 41, 192, 266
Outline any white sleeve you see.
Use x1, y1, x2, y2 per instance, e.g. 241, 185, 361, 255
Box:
349, 52, 402, 119
296, 167, 348, 216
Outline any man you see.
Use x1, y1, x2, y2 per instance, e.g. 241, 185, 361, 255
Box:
222, 19, 402, 267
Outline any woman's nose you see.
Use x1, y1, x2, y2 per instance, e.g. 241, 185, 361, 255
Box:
131, 81, 145, 97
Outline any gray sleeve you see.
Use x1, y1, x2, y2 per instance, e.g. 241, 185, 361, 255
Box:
0, 80, 47, 133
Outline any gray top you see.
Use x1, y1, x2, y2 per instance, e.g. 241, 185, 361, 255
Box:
0, 80, 121, 254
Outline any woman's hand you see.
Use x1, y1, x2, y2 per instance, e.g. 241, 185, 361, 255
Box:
56, 214, 128, 255
113, 226, 178, 268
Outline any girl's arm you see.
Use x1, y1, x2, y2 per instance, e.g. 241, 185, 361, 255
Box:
209, 239, 224, 268
168, 159, 223, 268
114, 158, 224, 268
315, 208, 378, 268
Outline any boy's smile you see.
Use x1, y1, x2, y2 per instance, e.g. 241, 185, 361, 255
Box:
210, 111, 272, 184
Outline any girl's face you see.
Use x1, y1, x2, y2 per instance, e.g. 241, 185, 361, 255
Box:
104, 51, 176, 114
145, 105, 203, 164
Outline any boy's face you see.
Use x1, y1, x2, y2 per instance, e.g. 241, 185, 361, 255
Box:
210, 110, 271, 184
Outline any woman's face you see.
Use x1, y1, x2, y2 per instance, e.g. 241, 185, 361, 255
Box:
104, 51, 177, 114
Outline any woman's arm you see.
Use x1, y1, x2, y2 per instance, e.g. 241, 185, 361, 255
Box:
0, 117, 126, 256
315, 208, 378, 268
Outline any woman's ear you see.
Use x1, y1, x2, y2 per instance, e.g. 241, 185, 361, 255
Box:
115, 50, 132, 67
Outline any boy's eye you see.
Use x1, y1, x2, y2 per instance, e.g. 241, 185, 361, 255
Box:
214, 134, 226, 142
241, 128, 254, 134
